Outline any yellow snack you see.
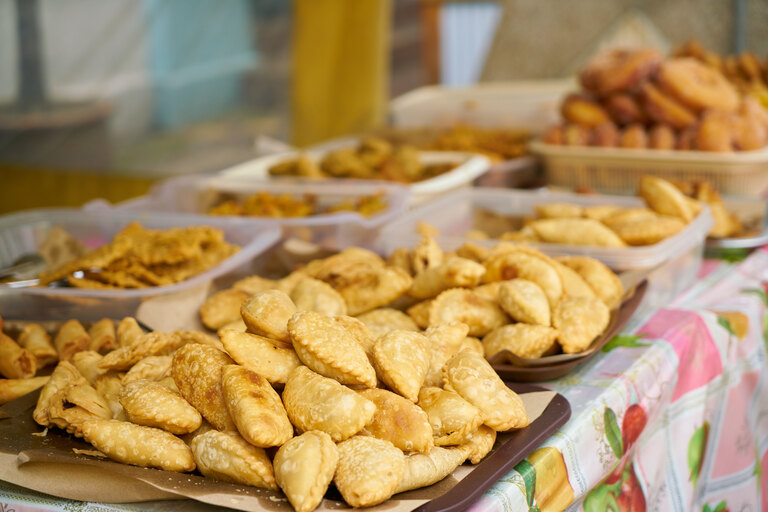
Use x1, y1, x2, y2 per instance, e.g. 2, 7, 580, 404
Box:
333, 436, 406, 508
460, 425, 497, 464
241, 289, 297, 343
120, 379, 202, 435
528, 218, 627, 248
534, 203, 584, 219
289, 278, 347, 316
429, 289, 509, 337
18, 324, 58, 367
219, 329, 301, 384
417, 387, 483, 446
498, 279, 551, 326
639, 175, 695, 222
358, 388, 434, 453
189, 429, 277, 489
274, 431, 338, 512
553, 297, 611, 354
482, 324, 560, 360
556, 256, 624, 309
394, 446, 469, 494
200, 289, 250, 331
484, 251, 563, 308
611, 215, 686, 245
408, 256, 486, 299
372, 330, 431, 402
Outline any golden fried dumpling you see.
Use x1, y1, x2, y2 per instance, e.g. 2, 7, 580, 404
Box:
639, 175, 695, 222
122, 355, 172, 384
483, 324, 559, 360
241, 289, 297, 343
282, 366, 376, 442
220, 329, 301, 384
98, 332, 185, 371
417, 387, 483, 446
199, 288, 250, 331
611, 214, 686, 245
0, 376, 49, 406
358, 388, 433, 453
47, 381, 112, 435
88, 318, 117, 354
290, 277, 347, 316
406, 299, 432, 329
189, 429, 277, 489
528, 218, 627, 248
119, 379, 202, 435
423, 322, 469, 387
443, 351, 529, 431
70, 350, 106, 385
553, 296, 611, 354
334, 436, 406, 508
483, 251, 564, 308
556, 256, 624, 309
550, 260, 597, 299
408, 256, 486, 299
53, 319, 91, 362
274, 431, 338, 512
498, 279, 551, 326
534, 202, 583, 219
429, 289, 509, 337
356, 308, 419, 340
459, 425, 497, 464
18, 323, 58, 367
33, 361, 86, 426
372, 330, 430, 401
411, 235, 444, 274
394, 446, 468, 494
459, 336, 484, 356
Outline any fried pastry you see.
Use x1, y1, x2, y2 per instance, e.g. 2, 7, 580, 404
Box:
99, 332, 185, 371
483, 250, 564, 308
219, 329, 300, 384
54, 319, 91, 362
443, 351, 529, 431
417, 387, 483, 446
34, 361, 86, 426
172, 343, 236, 431
395, 446, 469, 494
358, 388, 433, 453
18, 324, 58, 367
274, 431, 338, 512
122, 355, 172, 384
290, 278, 347, 316
411, 235, 444, 274
483, 324, 559, 360
386, 247, 413, 275
120, 379, 202, 435
460, 425, 497, 464
88, 318, 117, 354
116, 317, 144, 347
174, 330, 224, 351
355, 308, 418, 340
423, 322, 469, 387
550, 260, 597, 299
82, 419, 195, 472
334, 436, 406, 508
232, 274, 278, 295
529, 218, 627, 248
93, 374, 125, 419
611, 214, 686, 245
331, 315, 376, 356
429, 289, 508, 337
199, 288, 250, 331
0, 376, 49, 406
408, 256, 486, 299
0, 332, 36, 379
553, 296, 611, 354
221, 365, 293, 448
47, 381, 112, 435
455, 241, 491, 263
556, 256, 624, 309
407, 299, 432, 329
459, 336, 484, 356
582, 205, 624, 222
639, 175, 696, 222
498, 279, 551, 326
189, 429, 277, 489
241, 289, 297, 343
561, 93, 611, 127
71, 350, 106, 385
288, 311, 376, 388
372, 330, 430, 401
534, 202, 584, 219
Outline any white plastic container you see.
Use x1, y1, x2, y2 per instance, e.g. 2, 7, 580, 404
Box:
218, 149, 491, 206
111, 175, 410, 251
0, 208, 281, 299
378, 188, 713, 306
531, 140, 768, 196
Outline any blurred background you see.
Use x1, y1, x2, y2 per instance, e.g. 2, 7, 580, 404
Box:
1, 0, 766, 213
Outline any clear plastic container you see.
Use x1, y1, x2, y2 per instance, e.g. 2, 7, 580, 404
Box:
110, 175, 410, 251
378, 188, 714, 306
0, 208, 281, 300
217, 148, 491, 205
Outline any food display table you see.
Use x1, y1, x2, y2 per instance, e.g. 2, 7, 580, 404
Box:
1, 248, 768, 512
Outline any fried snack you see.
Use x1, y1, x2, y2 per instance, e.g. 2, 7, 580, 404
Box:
591, 121, 620, 147
692, 181, 741, 238
423, 322, 469, 387
290, 278, 347, 316
562, 124, 591, 146
695, 111, 735, 152
386, 247, 413, 275
534, 203, 583, 219
358, 388, 434, 453
417, 387, 483, 446
372, 330, 430, 401
241, 290, 296, 343
221, 365, 293, 448
395, 446, 469, 494
274, 431, 338, 512
171, 343, 236, 431
409, 256, 486, 300
282, 366, 376, 442
541, 125, 564, 144
355, 308, 418, 340
116, 317, 144, 347
658, 58, 739, 112
580, 48, 662, 95
232, 274, 278, 295
411, 235, 444, 274
98, 332, 185, 371
334, 436, 406, 508
189, 430, 277, 489
120, 379, 202, 435
619, 123, 648, 149
94, 374, 126, 419
219, 329, 301, 384
498, 279, 551, 326
331, 315, 376, 357
34, 362, 86, 426
0, 376, 49, 405
459, 336, 485, 356
442, 351, 529, 431
648, 124, 676, 150
407, 299, 432, 329
639, 175, 695, 222
556, 256, 624, 309
611, 214, 686, 245
53, 319, 91, 362
550, 260, 596, 300
200, 289, 250, 331
455, 241, 491, 263
582, 205, 624, 222
288, 311, 376, 388
82, 419, 195, 472
85, 318, 117, 354
0, 332, 36, 379
561, 93, 612, 127
429, 289, 508, 337
553, 296, 611, 354
641, 82, 698, 129
47, 381, 112, 435
174, 330, 224, 351
603, 93, 646, 125
460, 425, 497, 464
70, 351, 106, 384
326, 263, 411, 316
483, 251, 564, 308
18, 324, 58, 367
483, 324, 559, 360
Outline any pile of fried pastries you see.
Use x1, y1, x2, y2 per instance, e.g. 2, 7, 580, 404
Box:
541, 46, 768, 152
268, 137, 455, 183
481, 175, 741, 246
423, 124, 531, 161
39, 222, 239, 289
207, 191, 388, 218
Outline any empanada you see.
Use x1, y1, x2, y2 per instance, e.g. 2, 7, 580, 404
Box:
200, 288, 250, 331
34, 361, 86, 426
174, 330, 224, 351
221, 365, 293, 448
171, 343, 236, 431
553, 296, 610, 354
550, 260, 596, 299
53, 319, 91, 362
483, 324, 559, 360
484, 251, 563, 308
458, 336, 484, 355
639, 175, 695, 222
429, 289, 508, 337
411, 235, 444, 274
120, 379, 201, 435
0, 332, 36, 379
232, 274, 278, 295
71, 350, 106, 384
394, 446, 468, 494
274, 431, 338, 512
386, 247, 413, 275
122, 355, 172, 384
334, 436, 405, 508
528, 218, 627, 248
82, 419, 195, 472
372, 330, 430, 401
99, 332, 185, 371
290, 277, 347, 316
534, 202, 583, 219
241, 289, 297, 343
460, 425, 497, 464
455, 241, 490, 263
582, 205, 623, 222
93, 374, 125, 419
358, 388, 433, 453
406, 299, 432, 329
0, 376, 49, 405
282, 366, 375, 442
220, 329, 301, 384
408, 257, 485, 299
288, 311, 376, 388
417, 387, 482, 446
423, 322, 469, 387
116, 317, 144, 347
332, 315, 376, 356
443, 351, 529, 431
498, 279, 551, 326
356, 308, 418, 340
190, 430, 278, 489
88, 318, 117, 354
47, 382, 112, 435
556, 256, 624, 309
18, 324, 58, 367
611, 215, 686, 245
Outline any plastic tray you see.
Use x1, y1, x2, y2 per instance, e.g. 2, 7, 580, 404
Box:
378, 188, 713, 306
531, 140, 768, 196
108, 175, 410, 251
217, 147, 491, 206
0, 208, 281, 299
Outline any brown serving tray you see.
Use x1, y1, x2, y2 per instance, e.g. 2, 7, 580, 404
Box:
491, 279, 648, 382
0, 383, 570, 512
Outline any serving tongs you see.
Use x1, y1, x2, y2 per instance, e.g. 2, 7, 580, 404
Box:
0, 253, 102, 289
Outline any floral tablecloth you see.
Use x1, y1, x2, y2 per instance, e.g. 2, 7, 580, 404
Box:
2, 249, 768, 512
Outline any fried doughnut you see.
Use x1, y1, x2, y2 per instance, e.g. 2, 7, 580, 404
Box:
541, 125, 564, 145
561, 93, 611, 127
740, 96, 768, 131
695, 112, 734, 152
590, 122, 619, 147
648, 124, 676, 150
603, 93, 647, 125
580, 48, 663, 96
562, 124, 590, 146
619, 124, 648, 149
676, 127, 698, 150
641, 82, 697, 130
732, 110, 767, 151
657, 58, 739, 112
